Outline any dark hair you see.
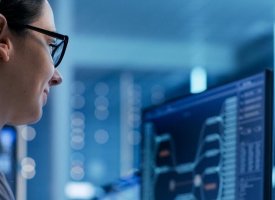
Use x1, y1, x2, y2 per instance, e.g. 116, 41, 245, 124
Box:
0, 0, 44, 33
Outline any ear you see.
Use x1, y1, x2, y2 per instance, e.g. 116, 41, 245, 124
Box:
0, 14, 11, 62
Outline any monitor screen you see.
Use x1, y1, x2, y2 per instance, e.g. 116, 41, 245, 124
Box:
141, 70, 273, 200
0, 125, 17, 194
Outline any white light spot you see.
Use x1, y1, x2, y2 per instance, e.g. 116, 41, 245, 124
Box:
191, 66, 207, 93
71, 118, 85, 128
21, 126, 37, 141
21, 157, 36, 179
70, 165, 85, 180
70, 121, 85, 129
273, 167, 275, 187
65, 182, 95, 199
72, 135, 84, 144
94, 82, 109, 96
21, 169, 36, 179
21, 157, 36, 167
71, 142, 85, 150
71, 112, 85, 121
71, 128, 85, 137
194, 174, 202, 187
71, 136, 85, 150
94, 129, 109, 144
94, 110, 109, 121
94, 96, 109, 111
169, 180, 176, 191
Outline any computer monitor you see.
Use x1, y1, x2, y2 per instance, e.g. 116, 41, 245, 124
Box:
0, 125, 17, 194
141, 70, 273, 200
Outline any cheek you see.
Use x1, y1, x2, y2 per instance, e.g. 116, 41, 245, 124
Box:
22, 34, 53, 71
15, 36, 54, 84
21, 55, 54, 98
34, 45, 52, 68
31, 46, 54, 80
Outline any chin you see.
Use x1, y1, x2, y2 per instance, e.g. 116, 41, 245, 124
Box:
28, 116, 43, 125
9, 116, 42, 126
28, 110, 43, 124
10, 108, 43, 126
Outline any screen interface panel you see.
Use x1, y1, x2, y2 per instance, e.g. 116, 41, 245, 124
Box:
142, 72, 270, 200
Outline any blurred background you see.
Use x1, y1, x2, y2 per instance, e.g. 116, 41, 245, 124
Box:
17, 0, 274, 199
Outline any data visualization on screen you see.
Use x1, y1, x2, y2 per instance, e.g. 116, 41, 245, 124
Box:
141, 71, 272, 200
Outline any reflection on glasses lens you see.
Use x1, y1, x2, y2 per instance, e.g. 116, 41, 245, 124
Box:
52, 41, 64, 67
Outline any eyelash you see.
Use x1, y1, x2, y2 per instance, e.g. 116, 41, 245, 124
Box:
48, 43, 56, 53
49, 40, 57, 45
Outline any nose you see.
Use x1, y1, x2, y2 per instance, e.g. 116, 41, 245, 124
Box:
49, 69, 63, 86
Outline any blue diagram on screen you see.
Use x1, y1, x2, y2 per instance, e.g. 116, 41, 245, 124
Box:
142, 72, 268, 200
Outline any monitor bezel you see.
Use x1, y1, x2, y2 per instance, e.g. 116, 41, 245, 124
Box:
263, 69, 273, 200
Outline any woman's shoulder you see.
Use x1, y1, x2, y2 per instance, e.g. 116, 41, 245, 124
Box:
0, 172, 15, 200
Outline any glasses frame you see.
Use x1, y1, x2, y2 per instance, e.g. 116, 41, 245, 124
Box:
22, 24, 69, 68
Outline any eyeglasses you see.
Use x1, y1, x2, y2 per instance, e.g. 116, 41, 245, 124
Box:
22, 25, 69, 68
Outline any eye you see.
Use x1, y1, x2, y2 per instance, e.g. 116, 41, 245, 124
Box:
49, 40, 57, 53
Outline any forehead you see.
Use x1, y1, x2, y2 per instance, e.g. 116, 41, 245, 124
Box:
32, 1, 56, 31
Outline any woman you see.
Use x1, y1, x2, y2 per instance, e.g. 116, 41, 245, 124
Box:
0, 0, 68, 199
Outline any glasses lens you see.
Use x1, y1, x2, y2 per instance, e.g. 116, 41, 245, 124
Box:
52, 40, 64, 67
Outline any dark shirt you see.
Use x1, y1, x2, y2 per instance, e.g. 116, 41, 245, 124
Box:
0, 173, 15, 200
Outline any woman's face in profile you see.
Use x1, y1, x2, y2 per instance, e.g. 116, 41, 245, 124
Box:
6, 0, 62, 125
